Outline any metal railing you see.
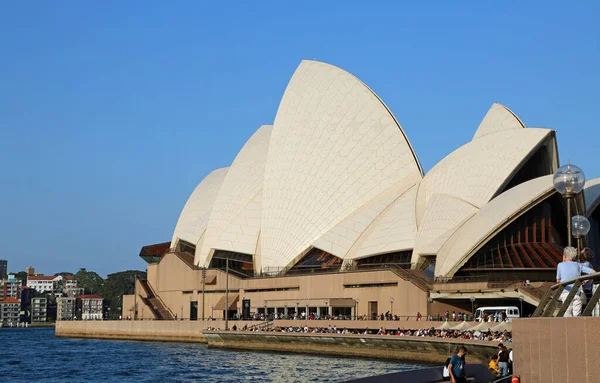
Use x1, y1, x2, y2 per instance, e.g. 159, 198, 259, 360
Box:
491, 375, 519, 383
533, 271, 600, 317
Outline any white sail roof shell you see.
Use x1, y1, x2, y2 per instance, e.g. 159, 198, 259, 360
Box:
196, 125, 272, 266
584, 178, 600, 216
472, 103, 526, 140
260, 60, 422, 270
171, 168, 228, 248
435, 175, 556, 277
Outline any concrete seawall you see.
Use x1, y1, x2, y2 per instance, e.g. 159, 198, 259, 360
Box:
205, 331, 497, 364
55, 320, 261, 343
56, 320, 497, 364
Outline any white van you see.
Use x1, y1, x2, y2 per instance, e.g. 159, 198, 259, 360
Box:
475, 306, 520, 322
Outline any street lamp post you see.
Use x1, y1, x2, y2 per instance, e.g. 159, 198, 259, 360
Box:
202, 267, 206, 321
225, 257, 229, 330
470, 297, 476, 320
553, 164, 586, 246
518, 295, 525, 318
389, 298, 394, 317
284, 304, 287, 318
355, 298, 359, 320
427, 297, 433, 320
180, 305, 183, 320
264, 300, 267, 320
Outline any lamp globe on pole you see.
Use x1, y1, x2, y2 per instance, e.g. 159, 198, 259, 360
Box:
553, 164, 586, 196
572, 214, 591, 253
469, 296, 476, 320
572, 215, 591, 237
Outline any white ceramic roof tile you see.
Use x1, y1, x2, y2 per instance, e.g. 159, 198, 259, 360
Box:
210, 191, 263, 255
412, 193, 479, 266
196, 125, 272, 266
346, 185, 419, 260
261, 60, 422, 270
435, 175, 555, 277
312, 179, 417, 259
171, 168, 228, 248
415, 128, 553, 224
472, 103, 525, 140
584, 178, 600, 216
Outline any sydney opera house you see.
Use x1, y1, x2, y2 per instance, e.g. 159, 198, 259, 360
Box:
122, 60, 600, 321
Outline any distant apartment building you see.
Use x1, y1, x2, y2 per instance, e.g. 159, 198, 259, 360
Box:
31, 297, 47, 323
27, 275, 78, 294
81, 295, 103, 320
27, 276, 54, 293
2, 274, 22, 300
1, 297, 20, 326
0, 260, 7, 280
26, 266, 35, 276
63, 287, 84, 298
57, 297, 77, 320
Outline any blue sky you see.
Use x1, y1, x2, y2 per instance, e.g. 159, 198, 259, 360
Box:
1, 1, 598, 276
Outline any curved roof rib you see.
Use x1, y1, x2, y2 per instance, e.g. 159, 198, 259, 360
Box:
585, 178, 600, 216
412, 194, 479, 265
171, 167, 228, 249
312, 179, 418, 260
196, 125, 272, 267
345, 184, 419, 260
435, 175, 555, 277
261, 60, 422, 271
473, 103, 526, 140
415, 128, 555, 225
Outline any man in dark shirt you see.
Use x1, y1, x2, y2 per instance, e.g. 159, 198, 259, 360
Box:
448, 346, 467, 383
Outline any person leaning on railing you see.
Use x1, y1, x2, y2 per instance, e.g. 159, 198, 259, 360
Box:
581, 247, 595, 304
556, 246, 596, 317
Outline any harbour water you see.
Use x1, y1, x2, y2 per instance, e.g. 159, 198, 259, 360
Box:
0, 328, 431, 382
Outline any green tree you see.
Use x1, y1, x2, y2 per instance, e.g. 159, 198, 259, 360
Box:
99, 270, 146, 319
74, 268, 104, 295
54, 272, 75, 277
14, 271, 28, 286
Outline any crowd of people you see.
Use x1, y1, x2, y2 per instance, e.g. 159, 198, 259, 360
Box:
223, 323, 512, 343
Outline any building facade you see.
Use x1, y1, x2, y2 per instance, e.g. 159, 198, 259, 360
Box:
81, 295, 103, 320
27, 275, 78, 295
122, 61, 600, 321
2, 274, 22, 300
0, 260, 7, 281
57, 297, 78, 321
1, 298, 20, 326
27, 276, 54, 293
31, 297, 47, 323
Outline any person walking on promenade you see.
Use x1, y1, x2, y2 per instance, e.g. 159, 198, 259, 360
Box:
448, 346, 468, 383
498, 345, 510, 377
557, 246, 596, 317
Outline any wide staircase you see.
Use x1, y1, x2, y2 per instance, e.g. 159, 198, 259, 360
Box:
139, 279, 175, 320
388, 265, 432, 292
